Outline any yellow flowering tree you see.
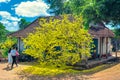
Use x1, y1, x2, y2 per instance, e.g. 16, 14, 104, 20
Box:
0, 37, 17, 57
23, 15, 93, 67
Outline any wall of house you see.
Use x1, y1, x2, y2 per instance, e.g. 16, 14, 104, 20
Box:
98, 37, 103, 55
98, 38, 100, 54
98, 37, 112, 56
17, 37, 24, 53
103, 37, 106, 54
98, 37, 107, 55
93, 39, 98, 54
108, 38, 112, 53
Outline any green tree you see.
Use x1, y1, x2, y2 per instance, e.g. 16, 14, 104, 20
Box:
47, 0, 72, 15
113, 27, 120, 38
23, 15, 93, 67
18, 18, 30, 30
0, 22, 8, 42
48, 0, 120, 26
77, 0, 120, 25
47, 0, 100, 28
0, 37, 17, 57
0, 22, 16, 57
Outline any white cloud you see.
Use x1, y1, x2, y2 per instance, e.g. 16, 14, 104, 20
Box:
0, 11, 20, 31
14, 1, 50, 17
0, 11, 20, 21
5, 21, 19, 31
0, 0, 10, 3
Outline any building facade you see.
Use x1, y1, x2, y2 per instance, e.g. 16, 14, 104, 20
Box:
9, 16, 114, 59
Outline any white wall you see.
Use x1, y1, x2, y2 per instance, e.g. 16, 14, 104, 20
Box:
98, 38, 100, 54
17, 38, 24, 52
103, 37, 106, 54
108, 38, 112, 53
98, 37, 112, 55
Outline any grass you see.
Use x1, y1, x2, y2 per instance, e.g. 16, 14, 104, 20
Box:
20, 64, 78, 76
18, 62, 117, 77
80, 64, 109, 74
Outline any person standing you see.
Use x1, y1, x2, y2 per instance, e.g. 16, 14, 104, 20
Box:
11, 47, 18, 69
7, 48, 12, 68
16, 47, 19, 62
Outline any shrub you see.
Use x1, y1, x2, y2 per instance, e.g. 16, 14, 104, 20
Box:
23, 15, 93, 67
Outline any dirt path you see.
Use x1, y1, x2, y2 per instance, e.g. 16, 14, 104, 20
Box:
88, 63, 120, 80
88, 52, 120, 80
0, 61, 120, 80
0, 61, 24, 80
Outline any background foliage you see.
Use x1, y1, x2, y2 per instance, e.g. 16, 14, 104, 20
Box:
0, 23, 8, 42
0, 37, 17, 57
18, 18, 30, 30
47, 0, 120, 27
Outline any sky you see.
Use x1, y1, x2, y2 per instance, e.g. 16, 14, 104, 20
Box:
0, 0, 50, 31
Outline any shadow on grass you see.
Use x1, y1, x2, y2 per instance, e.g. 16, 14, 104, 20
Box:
17, 58, 120, 80
76, 59, 120, 75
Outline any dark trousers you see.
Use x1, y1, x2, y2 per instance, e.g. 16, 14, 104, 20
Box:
11, 56, 18, 68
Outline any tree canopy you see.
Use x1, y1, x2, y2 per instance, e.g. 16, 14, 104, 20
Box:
0, 23, 8, 42
113, 27, 120, 38
0, 23, 16, 57
47, 0, 120, 26
18, 18, 30, 30
23, 15, 93, 67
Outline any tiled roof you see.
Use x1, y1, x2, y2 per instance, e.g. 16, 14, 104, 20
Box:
9, 18, 39, 38
9, 16, 64, 38
88, 22, 114, 38
9, 16, 114, 38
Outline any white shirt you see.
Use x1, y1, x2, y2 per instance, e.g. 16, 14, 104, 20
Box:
10, 49, 16, 56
